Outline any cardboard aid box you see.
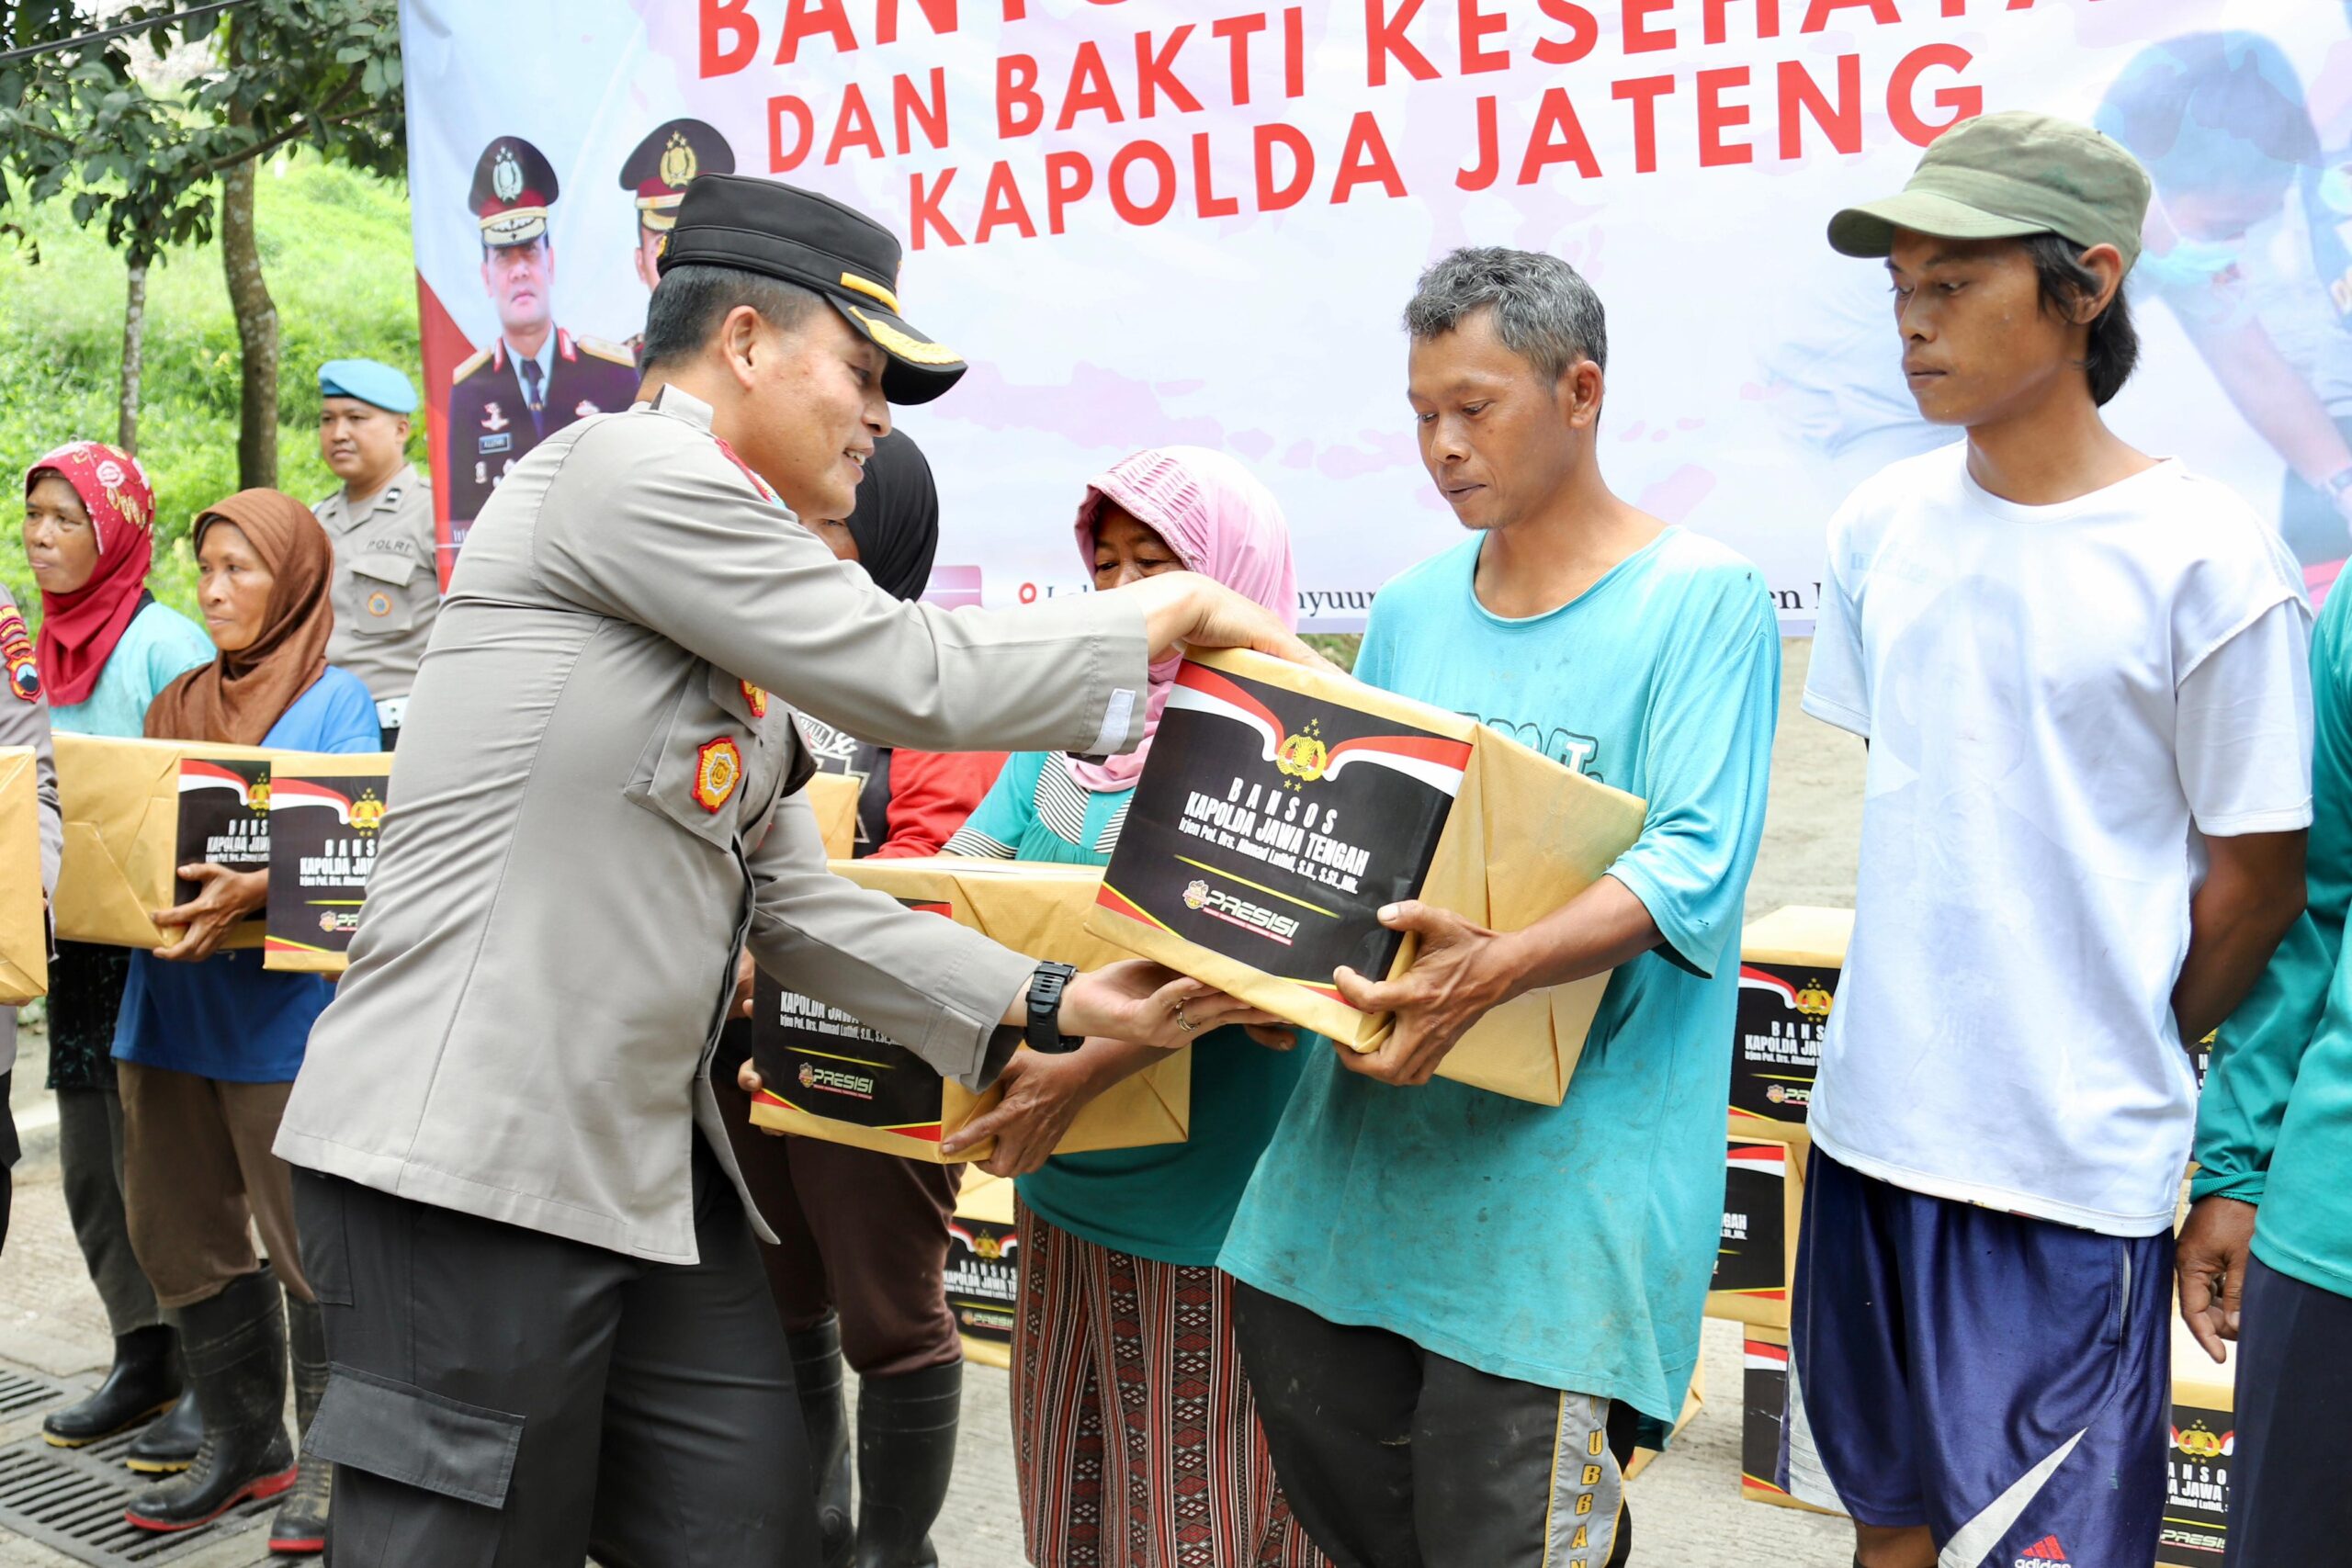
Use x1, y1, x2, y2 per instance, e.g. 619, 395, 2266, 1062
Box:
1086, 649, 1646, 1105
0, 747, 47, 1004
945, 1171, 1018, 1369
803, 771, 860, 861
1708, 1135, 1807, 1328
51, 733, 274, 949
2162, 1314, 2237, 1568
264, 756, 393, 974
1731, 907, 1851, 1148
748, 858, 1189, 1162
1739, 1327, 1844, 1516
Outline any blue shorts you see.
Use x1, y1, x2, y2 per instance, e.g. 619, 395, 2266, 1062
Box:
1781, 1151, 2171, 1568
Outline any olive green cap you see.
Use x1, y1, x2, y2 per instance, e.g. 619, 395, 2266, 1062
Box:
1828, 111, 2152, 270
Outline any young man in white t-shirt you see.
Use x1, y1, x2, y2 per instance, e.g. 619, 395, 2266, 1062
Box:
1782, 111, 2314, 1568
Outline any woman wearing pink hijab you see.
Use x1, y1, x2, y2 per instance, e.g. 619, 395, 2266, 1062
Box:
940, 447, 1329, 1568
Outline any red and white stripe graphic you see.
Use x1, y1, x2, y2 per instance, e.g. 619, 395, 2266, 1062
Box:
1165, 663, 1470, 796
1727, 1142, 1788, 1179
177, 761, 256, 807
1739, 966, 1799, 1008
271, 779, 356, 823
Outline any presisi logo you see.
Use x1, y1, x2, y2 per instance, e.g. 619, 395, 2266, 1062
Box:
798, 1060, 876, 1100
1188, 881, 1302, 946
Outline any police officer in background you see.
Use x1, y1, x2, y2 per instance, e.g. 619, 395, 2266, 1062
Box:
314, 360, 437, 748
275, 174, 1313, 1563
446, 134, 639, 538
619, 117, 736, 362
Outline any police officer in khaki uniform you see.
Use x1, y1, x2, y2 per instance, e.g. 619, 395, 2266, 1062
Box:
0, 584, 61, 1254
276, 175, 1309, 1563
314, 359, 437, 748
446, 135, 640, 538
619, 117, 736, 363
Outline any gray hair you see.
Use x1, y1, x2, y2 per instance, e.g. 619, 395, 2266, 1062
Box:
639, 264, 822, 374
1402, 247, 1608, 379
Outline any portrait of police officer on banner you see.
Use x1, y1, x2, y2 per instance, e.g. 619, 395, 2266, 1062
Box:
446, 134, 639, 535
619, 118, 736, 365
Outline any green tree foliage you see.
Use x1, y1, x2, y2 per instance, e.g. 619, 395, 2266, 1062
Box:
0, 155, 419, 624
0, 0, 403, 484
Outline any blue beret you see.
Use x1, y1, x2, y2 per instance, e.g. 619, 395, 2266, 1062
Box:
318, 358, 417, 414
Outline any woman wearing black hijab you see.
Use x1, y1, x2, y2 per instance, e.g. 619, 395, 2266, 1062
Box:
714, 429, 1001, 1568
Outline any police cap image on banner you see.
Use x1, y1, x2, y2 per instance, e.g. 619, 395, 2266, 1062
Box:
657, 173, 967, 406
620, 118, 735, 235
471, 135, 560, 249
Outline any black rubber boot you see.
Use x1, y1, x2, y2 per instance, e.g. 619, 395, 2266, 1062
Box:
267, 1292, 330, 1555
124, 1385, 202, 1473
123, 1271, 296, 1534
789, 1315, 854, 1568
43, 1325, 180, 1447
854, 1360, 960, 1568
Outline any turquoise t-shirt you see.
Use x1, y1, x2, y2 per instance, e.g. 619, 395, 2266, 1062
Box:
947, 750, 1309, 1267
2198, 585, 2352, 1295
49, 600, 214, 739
114, 667, 381, 1083
1218, 528, 1780, 1420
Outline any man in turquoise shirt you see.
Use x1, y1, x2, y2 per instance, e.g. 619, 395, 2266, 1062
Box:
1220, 247, 1779, 1568
2185, 581, 2352, 1561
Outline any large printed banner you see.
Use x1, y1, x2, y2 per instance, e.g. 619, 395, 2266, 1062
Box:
401, 0, 2350, 628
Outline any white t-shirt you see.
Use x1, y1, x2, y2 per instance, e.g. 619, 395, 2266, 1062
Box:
1804, 444, 2314, 1235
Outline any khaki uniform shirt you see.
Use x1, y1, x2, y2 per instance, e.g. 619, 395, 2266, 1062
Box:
276, 389, 1148, 1262
0, 586, 60, 1077
315, 463, 438, 721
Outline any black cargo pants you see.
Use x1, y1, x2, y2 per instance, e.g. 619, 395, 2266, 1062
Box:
292, 1138, 817, 1565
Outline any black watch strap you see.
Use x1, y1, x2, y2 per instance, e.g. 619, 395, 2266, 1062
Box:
1025, 963, 1084, 1055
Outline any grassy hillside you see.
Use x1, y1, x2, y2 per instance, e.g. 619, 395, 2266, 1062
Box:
0, 156, 419, 625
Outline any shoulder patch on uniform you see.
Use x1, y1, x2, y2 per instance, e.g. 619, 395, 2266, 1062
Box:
694, 737, 744, 813
452, 344, 494, 381
1, 605, 39, 703
575, 334, 637, 367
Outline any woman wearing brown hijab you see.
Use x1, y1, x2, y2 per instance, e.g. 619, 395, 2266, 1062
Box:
114, 492, 379, 1552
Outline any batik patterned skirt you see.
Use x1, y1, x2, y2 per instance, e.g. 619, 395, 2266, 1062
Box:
1012, 1202, 1332, 1568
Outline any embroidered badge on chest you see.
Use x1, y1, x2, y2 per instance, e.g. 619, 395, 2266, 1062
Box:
740, 680, 769, 719
694, 737, 744, 812
366, 591, 393, 619
0, 608, 38, 702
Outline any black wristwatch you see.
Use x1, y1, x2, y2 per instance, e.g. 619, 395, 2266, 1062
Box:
1024, 963, 1084, 1055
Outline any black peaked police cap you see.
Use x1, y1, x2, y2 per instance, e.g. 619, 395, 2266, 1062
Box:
659, 174, 966, 405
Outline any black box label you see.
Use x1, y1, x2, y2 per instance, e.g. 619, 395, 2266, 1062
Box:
1741, 1336, 1792, 1499
1098, 660, 1469, 993
2162, 1402, 2233, 1565
175, 758, 270, 905
1732, 962, 1835, 1128
265, 774, 386, 959
945, 1213, 1018, 1346
1714, 1143, 1791, 1298
751, 898, 954, 1139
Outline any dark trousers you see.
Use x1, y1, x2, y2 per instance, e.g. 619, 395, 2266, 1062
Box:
293, 1139, 816, 1566
713, 1022, 962, 1376
2230, 1254, 2352, 1564
56, 1083, 163, 1336
1, 1069, 15, 1257
1233, 1282, 1638, 1568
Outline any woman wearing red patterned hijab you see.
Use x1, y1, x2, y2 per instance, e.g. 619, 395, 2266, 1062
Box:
24, 442, 164, 707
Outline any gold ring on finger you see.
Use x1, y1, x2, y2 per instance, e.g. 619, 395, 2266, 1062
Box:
1175, 999, 1196, 1032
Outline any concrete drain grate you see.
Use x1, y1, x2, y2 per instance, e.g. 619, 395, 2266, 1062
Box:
0, 1417, 272, 1564
0, 1369, 66, 1421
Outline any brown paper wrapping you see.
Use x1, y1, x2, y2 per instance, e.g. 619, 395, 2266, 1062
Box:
805, 772, 861, 861
1084, 648, 1647, 1105
750, 858, 1190, 1163
52, 733, 274, 950
263, 753, 395, 974
0, 747, 48, 1004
